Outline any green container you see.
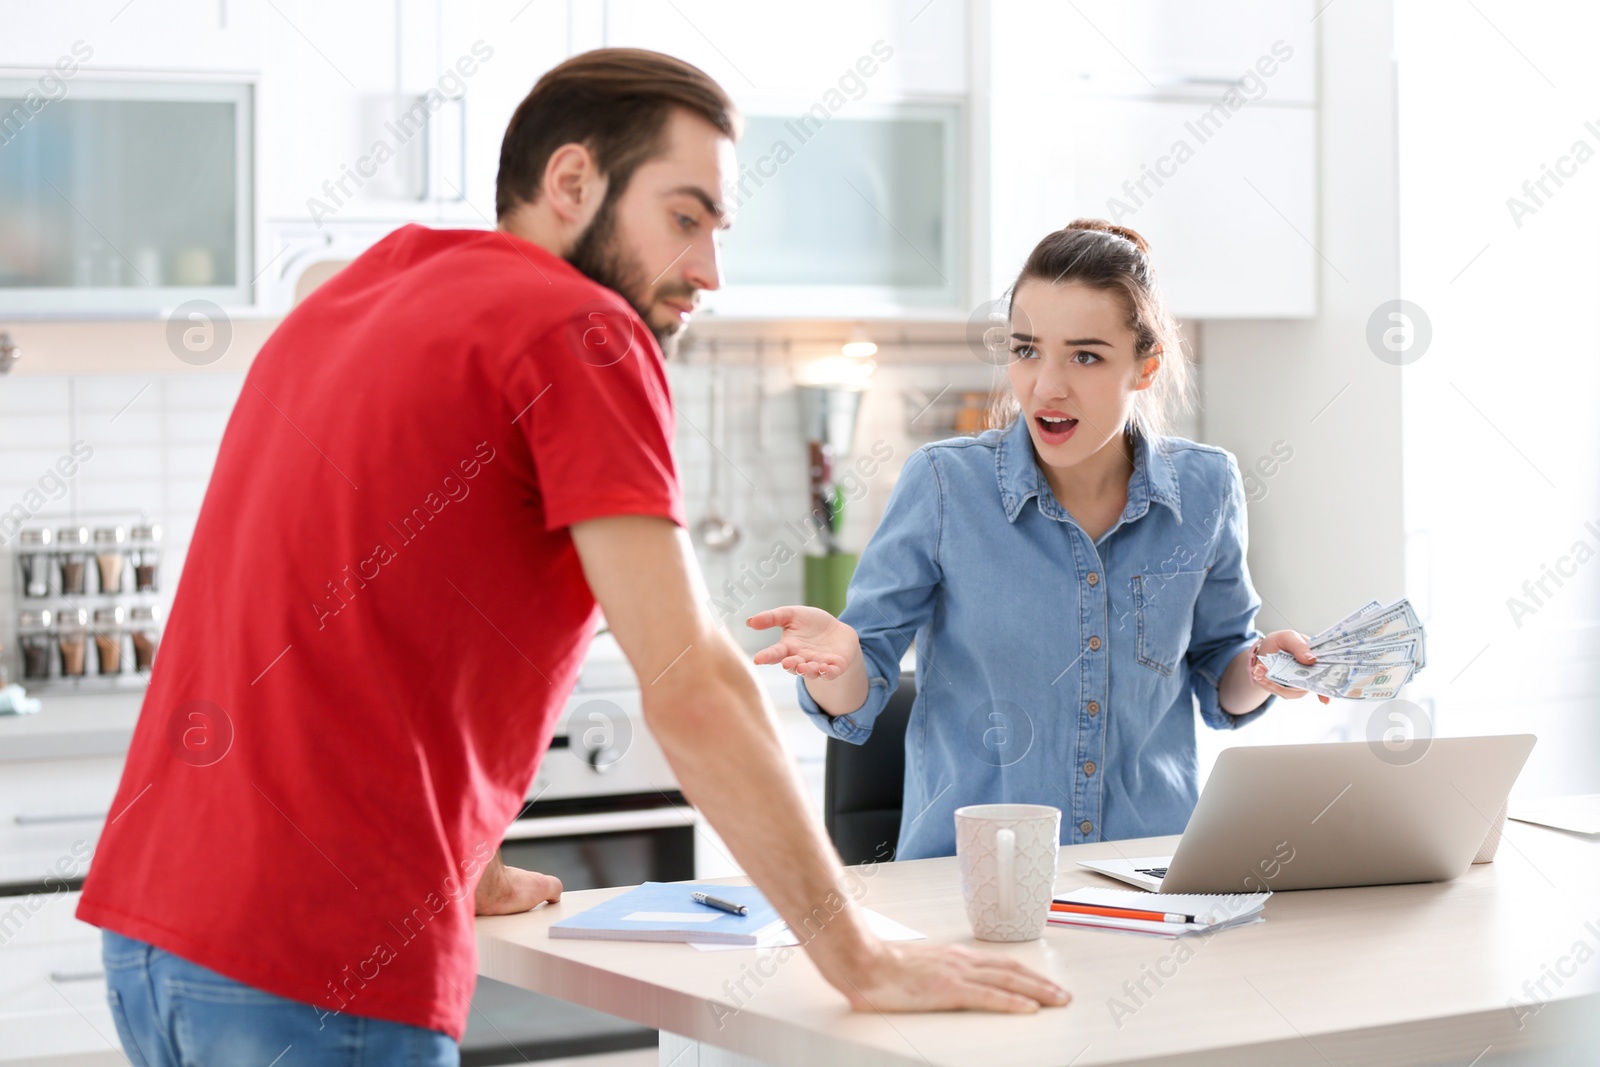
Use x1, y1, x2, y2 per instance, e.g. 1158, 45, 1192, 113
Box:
803, 553, 857, 617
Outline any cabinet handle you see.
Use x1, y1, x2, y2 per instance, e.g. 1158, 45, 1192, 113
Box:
418, 95, 434, 203
453, 99, 467, 203
14, 811, 107, 825
48, 970, 105, 983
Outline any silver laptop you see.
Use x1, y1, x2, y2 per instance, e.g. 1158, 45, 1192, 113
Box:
1079, 735, 1536, 893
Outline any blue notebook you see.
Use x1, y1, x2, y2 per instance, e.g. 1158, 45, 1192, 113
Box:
548, 882, 783, 945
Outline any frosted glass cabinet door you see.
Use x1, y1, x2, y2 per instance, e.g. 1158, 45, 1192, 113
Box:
708, 104, 963, 317
0, 79, 253, 314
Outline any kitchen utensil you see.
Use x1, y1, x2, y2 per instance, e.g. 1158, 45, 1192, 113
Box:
696, 355, 740, 552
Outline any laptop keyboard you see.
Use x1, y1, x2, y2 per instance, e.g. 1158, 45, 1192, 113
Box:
1134, 867, 1169, 877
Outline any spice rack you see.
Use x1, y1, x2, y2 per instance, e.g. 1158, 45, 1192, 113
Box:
8, 515, 164, 693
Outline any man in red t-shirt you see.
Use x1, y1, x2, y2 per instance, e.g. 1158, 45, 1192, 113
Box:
78, 49, 1069, 1062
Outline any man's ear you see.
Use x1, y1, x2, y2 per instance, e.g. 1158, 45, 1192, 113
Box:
541, 142, 606, 227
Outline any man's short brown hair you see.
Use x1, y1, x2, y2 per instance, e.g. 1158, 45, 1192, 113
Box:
495, 48, 739, 219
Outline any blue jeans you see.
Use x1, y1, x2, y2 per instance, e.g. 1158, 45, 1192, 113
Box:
101, 930, 458, 1066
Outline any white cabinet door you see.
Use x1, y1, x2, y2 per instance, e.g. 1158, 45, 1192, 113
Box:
988, 0, 1319, 319
260, 1, 567, 225
991, 95, 1316, 319
603, 0, 967, 103
0, 891, 121, 1066
0, 756, 122, 888
436, 2, 572, 222
1002, 0, 1316, 104
258, 0, 405, 222
0, 0, 264, 73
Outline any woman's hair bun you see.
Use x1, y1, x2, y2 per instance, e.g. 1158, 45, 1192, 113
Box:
1065, 217, 1150, 255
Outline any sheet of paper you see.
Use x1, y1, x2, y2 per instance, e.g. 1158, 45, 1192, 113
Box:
1048, 914, 1265, 938
623, 911, 722, 923
688, 908, 924, 951
1508, 794, 1600, 835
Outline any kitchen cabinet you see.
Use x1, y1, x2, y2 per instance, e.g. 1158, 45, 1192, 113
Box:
990, 96, 1316, 319
0, 753, 121, 1063
0, 77, 255, 315
1026, 0, 1316, 104
0, 891, 120, 1066
259, 0, 567, 224
985, 0, 1319, 318
0, 0, 263, 74
602, 0, 967, 101
706, 102, 965, 318
0, 755, 120, 889
254, 0, 570, 311
603, 0, 972, 319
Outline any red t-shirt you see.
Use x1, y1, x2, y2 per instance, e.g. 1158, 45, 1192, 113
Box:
77, 225, 684, 1040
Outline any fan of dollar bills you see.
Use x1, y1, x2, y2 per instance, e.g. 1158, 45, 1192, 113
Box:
1259, 598, 1426, 700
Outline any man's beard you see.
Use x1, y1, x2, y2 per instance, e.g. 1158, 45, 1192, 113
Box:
566, 198, 694, 348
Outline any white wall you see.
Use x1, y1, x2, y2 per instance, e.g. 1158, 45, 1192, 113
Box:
1196, 0, 1406, 776
1395, 0, 1600, 799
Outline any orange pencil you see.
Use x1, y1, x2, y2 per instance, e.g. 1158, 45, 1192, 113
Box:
1050, 900, 1204, 925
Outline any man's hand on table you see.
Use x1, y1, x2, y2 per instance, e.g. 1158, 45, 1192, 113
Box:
474, 851, 562, 916
569, 516, 1072, 1017
839, 940, 1072, 1014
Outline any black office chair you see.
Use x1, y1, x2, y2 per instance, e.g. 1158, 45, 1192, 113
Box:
823, 672, 915, 865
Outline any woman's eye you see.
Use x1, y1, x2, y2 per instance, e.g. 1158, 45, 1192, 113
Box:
1072, 351, 1101, 365
1009, 343, 1038, 360
676, 213, 699, 232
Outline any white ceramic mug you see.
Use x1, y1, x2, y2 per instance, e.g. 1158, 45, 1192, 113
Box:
954, 803, 1061, 942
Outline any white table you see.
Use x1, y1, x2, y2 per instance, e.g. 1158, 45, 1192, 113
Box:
476, 821, 1600, 1066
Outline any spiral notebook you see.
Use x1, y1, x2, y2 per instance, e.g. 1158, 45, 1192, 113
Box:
548, 882, 784, 945
1048, 886, 1269, 937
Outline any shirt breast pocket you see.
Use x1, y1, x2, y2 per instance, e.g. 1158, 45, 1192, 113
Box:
1131, 570, 1210, 676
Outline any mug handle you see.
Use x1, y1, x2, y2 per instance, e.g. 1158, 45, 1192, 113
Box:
995, 827, 1015, 922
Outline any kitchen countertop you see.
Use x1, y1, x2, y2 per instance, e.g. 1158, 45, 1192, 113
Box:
476, 821, 1600, 1067
0, 691, 142, 762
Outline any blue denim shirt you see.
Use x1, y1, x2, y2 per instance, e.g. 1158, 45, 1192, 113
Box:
799, 416, 1275, 860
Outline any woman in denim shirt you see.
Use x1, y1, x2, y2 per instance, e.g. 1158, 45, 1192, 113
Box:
750, 219, 1328, 861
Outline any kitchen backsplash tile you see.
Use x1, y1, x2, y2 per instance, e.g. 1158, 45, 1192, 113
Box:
0, 414, 71, 450
1, 357, 1002, 668
0, 377, 69, 414
0, 375, 244, 634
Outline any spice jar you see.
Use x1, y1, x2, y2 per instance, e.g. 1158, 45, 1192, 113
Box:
56, 608, 89, 677
93, 526, 128, 594
17, 527, 54, 598
92, 605, 126, 675
18, 609, 54, 680
57, 526, 90, 595
131, 524, 163, 593
129, 604, 160, 673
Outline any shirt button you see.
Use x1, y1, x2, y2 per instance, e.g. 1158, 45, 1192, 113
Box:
1087, 700, 1100, 716
1088, 635, 1102, 651
1080, 820, 1094, 835
1087, 572, 1099, 587
1084, 761, 1096, 776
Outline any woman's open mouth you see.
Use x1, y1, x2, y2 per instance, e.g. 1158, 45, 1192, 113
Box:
1034, 413, 1078, 444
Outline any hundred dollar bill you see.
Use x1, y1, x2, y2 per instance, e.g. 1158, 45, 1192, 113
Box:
1310, 600, 1382, 644
1310, 598, 1421, 649
1260, 652, 1416, 699
1314, 625, 1428, 669
1309, 637, 1421, 666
